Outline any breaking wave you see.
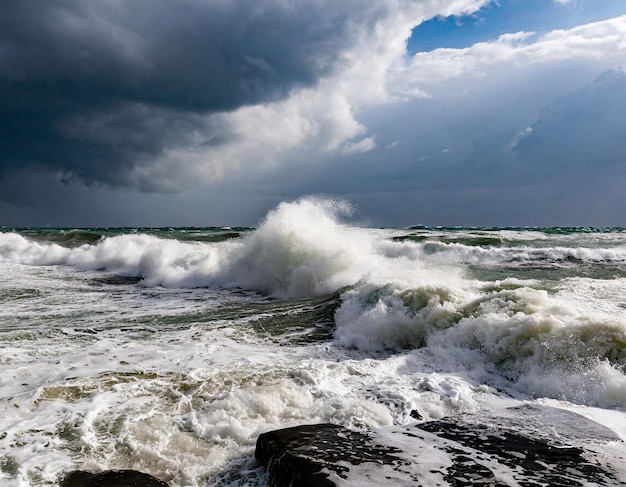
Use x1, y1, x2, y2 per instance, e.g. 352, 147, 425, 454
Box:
334, 279, 626, 408
0, 197, 459, 299
2, 197, 626, 406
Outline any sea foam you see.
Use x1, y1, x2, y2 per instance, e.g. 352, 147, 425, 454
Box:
0, 197, 459, 298
334, 278, 626, 407
2, 197, 626, 409
2, 199, 626, 486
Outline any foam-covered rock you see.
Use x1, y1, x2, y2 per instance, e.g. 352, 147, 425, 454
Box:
256, 406, 626, 486
256, 423, 403, 486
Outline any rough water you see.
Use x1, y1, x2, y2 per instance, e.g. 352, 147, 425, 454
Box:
1, 197, 626, 486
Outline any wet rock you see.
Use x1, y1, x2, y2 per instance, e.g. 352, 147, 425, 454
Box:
60, 469, 169, 487
256, 406, 626, 486
418, 419, 616, 486
255, 423, 404, 486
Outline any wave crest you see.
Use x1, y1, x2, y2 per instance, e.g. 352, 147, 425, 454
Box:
334, 281, 626, 407
1, 197, 400, 298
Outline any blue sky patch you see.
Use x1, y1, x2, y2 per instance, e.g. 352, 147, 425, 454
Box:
407, 0, 626, 54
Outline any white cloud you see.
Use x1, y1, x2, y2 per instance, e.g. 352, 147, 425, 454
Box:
132, 8, 626, 192
396, 15, 626, 92
130, 0, 492, 190
342, 137, 376, 155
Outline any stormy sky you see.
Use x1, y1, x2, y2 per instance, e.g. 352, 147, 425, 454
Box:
1, 0, 625, 227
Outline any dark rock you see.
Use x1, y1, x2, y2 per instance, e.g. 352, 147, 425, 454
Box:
256, 406, 626, 486
59, 469, 169, 487
409, 409, 422, 420
255, 423, 404, 486
418, 419, 616, 486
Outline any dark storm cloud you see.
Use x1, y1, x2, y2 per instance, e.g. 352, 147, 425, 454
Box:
0, 0, 366, 192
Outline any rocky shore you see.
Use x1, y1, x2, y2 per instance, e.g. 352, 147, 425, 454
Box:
60, 405, 626, 486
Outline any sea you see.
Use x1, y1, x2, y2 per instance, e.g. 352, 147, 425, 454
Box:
1, 197, 626, 486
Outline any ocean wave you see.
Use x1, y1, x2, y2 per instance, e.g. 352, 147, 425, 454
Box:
396, 240, 626, 268
1, 197, 624, 297
3, 198, 626, 407
0, 198, 463, 299
334, 280, 626, 407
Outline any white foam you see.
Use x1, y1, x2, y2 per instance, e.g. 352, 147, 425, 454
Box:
334, 277, 626, 408
214, 197, 377, 298
2, 200, 626, 486
0, 198, 464, 299
0, 199, 360, 297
